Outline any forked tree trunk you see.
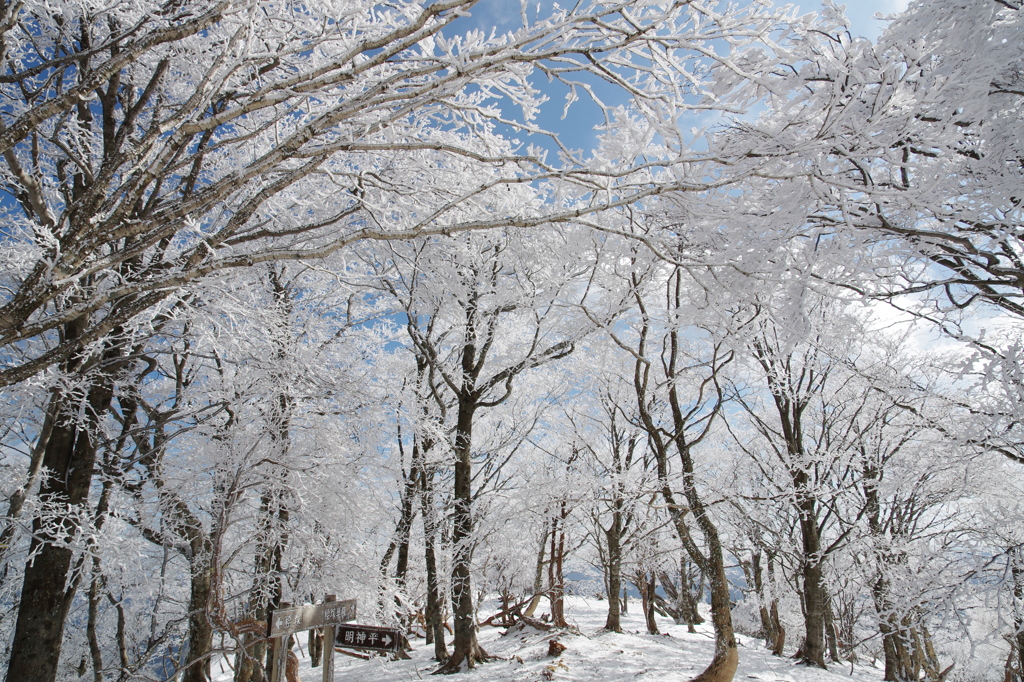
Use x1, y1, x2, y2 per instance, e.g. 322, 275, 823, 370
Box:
635, 570, 659, 635
658, 567, 701, 633
865, 462, 919, 681
629, 271, 739, 682
548, 505, 569, 628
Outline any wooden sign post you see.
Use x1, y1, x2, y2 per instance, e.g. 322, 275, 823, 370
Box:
321, 595, 337, 682
267, 596, 357, 682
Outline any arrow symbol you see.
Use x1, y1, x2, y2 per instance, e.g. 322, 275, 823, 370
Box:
382, 634, 392, 646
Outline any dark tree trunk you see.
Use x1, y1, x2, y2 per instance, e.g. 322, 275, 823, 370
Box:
636, 570, 659, 635
865, 461, 916, 681
603, 508, 623, 632
1010, 547, 1024, 682
658, 568, 698, 632
674, 561, 704, 632
7, 367, 113, 682
380, 437, 419, 588
764, 552, 785, 655
422, 465, 448, 661
183, 555, 216, 682
797, 493, 828, 668
235, 487, 288, 682
436, 401, 488, 673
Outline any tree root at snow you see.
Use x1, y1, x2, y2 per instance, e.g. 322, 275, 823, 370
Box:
689, 646, 739, 682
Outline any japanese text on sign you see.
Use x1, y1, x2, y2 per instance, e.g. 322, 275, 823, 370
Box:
268, 600, 357, 638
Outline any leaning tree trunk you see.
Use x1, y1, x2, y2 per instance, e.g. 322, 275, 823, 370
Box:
379, 447, 419, 616
0, 401, 55, 585
7, 347, 115, 682
667, 330, 739, 680
629, 281, 739, 682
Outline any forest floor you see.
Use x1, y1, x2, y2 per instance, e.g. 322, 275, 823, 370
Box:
211, 596, 885, 681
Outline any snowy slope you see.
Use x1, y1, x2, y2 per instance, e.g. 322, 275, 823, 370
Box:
212, 596, 885, 682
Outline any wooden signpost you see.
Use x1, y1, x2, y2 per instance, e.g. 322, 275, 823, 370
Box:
267, 595, 356, 682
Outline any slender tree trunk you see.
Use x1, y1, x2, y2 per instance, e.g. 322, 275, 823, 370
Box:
770, 600, 786, 656
422, 464, 448, 661
238, 298, 293, 682
824, 594, 840, 663
235, 487, 288, 682
524, 528, 548, 619
865, 461, 915, 680
603, 507, 623, 632
548, 506, 568, 628
629, 290, 739, 682
380, 437, 419, 586
437, 401, 488, 673
87, 565, 105, 682
0, 399, 55, 583
667, 345, 738, 680
751, 551, 774, 644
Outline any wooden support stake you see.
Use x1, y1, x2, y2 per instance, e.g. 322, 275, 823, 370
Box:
269, 602, 291, 682
322, 595, 336, 682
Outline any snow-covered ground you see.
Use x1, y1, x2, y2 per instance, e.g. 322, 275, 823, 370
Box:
212, 597, 886, 681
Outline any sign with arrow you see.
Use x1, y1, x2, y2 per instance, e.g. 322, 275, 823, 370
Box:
335, 623, 404, 653
268, 599, 357, 638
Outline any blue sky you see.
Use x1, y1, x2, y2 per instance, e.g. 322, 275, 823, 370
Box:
444, 0, 912, 157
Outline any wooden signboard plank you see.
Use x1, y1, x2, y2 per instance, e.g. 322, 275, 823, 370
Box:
334, 623, 403, 653
268, 599, 357, 638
